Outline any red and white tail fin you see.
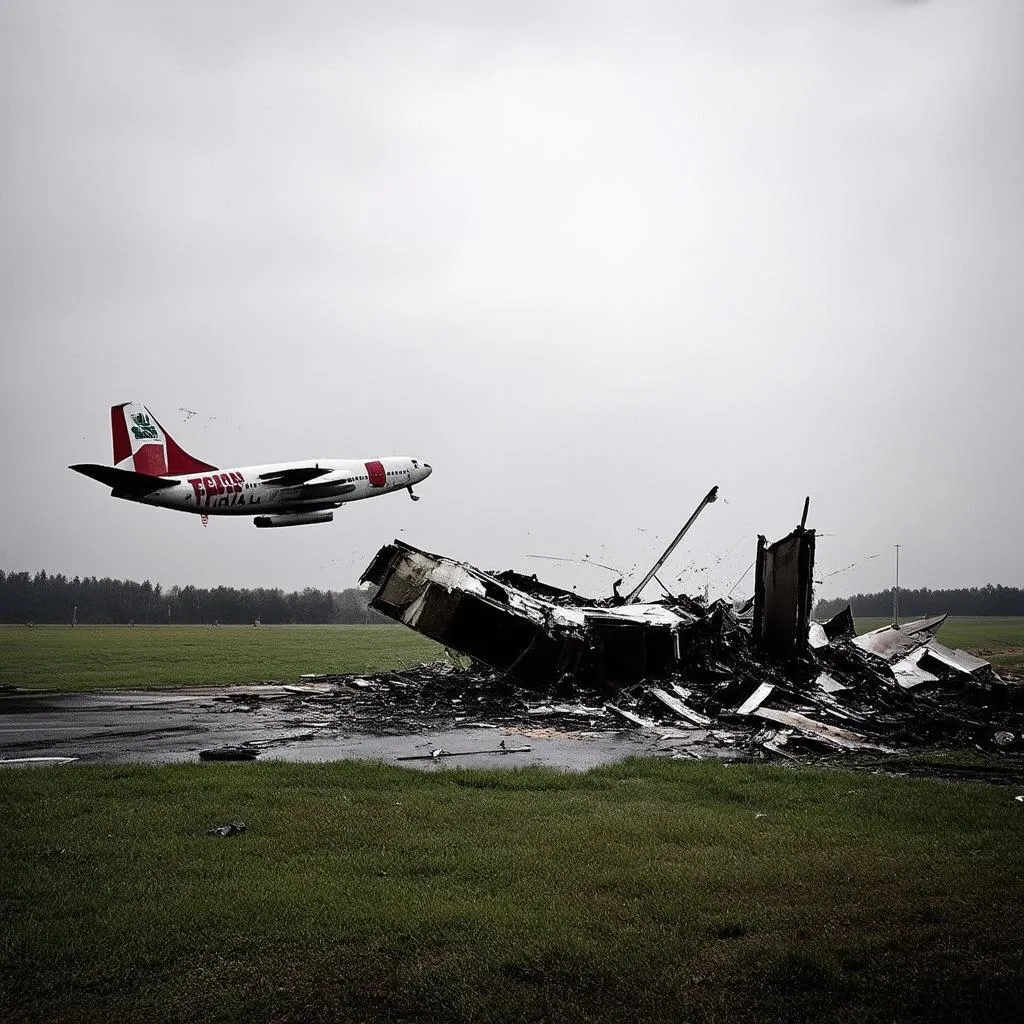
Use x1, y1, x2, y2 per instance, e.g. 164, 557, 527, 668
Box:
111, 402, 218, 476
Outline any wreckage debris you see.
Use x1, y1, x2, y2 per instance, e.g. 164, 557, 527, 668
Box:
0, 756, 79, 767
242, 649, 1022, 770
752, 512, 815, 657
360, 539, 721, 688
179, 502, 1021, 771
349, 518, 1022, 763
396, 745, 532, 761
735, 682, 774, 716
751, 708, 888, 752
206, 821, 247, 837
648, 686, 711, 727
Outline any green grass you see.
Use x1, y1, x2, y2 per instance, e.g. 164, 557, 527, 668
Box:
4, 617, 1023, 694
855, 616, 1024, 674
0, 625, 447, 691
1, 759, 1022, 1023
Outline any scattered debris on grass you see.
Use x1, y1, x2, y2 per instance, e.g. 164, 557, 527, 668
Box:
206, 821, 247, 837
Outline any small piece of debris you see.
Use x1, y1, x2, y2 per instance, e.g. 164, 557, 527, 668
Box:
206, 821, 247, 837
199, 746, 259, 761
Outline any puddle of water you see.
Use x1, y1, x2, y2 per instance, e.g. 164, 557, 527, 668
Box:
262, 728, 659, 771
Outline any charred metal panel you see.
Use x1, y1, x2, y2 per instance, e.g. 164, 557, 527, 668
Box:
491, 569, 591, 606
752, 528, 816, 657
404, 583, 462, 637
360, 544, 399, 586
441, 595, 545, 671
361, 541, 708, 689
822, 605, 855, 642
899, 614, 948, 638
583, 619, 679, 684
375, 568, 426, 617
588, 621, 649, 685
918, 642, 990, 678
852, 625, 922, 662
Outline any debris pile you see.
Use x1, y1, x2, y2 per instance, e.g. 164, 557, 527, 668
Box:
344, 533, 1023, 760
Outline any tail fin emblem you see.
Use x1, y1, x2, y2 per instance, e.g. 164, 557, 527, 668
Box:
130, 413, 159, 440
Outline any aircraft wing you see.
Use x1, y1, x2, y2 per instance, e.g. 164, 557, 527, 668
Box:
267, 467, 357, 499
69, 464, 180, 496
291, 480, 357, 499
258, 466, 332, 485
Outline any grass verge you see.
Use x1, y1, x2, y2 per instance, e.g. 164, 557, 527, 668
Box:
2, 758, 1023, 1023
0, 625, 447, 691
4, 618, 1023, 694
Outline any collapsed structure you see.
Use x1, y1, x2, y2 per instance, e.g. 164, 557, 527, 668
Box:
359, 499, 1020, 757
360, 539, 717, 688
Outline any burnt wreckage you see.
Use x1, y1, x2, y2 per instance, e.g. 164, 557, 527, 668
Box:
360, 493, 1022, 755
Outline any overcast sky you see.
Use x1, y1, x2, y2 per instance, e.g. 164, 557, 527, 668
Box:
2, 0, 1022, 605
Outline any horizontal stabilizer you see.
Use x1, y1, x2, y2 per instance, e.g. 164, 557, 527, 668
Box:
258, 466, 331, 485
70, 464, 179, 495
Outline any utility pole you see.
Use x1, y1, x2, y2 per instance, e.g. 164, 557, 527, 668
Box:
893, 543, 901, 627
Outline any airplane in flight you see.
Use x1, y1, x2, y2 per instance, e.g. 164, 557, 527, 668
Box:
70, 402, 432, 528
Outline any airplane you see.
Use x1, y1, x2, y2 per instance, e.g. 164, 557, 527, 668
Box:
70, 402, 432, 528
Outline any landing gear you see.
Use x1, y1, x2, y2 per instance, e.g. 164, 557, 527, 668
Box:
408, 486, 420, 502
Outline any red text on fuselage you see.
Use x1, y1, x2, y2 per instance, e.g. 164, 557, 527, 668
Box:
188, 471, 252, 508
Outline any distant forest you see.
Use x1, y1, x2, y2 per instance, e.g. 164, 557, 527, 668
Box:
0, 570, 390, 625
6, 570, 1024, 626
814, 585, 1024, 620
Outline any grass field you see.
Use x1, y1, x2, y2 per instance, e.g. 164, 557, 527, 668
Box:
4, 618, 1024, 693
855, 616, 1024, 674
0, 625, 447, 692
2, 758, 1022, 1024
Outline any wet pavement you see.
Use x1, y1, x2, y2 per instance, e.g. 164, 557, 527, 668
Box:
4, 665, 1023, 783
0, 686, 678, 771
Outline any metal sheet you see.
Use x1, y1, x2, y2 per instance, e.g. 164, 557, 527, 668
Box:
753, 708, 882, 750
753, 527, 816, 655
899, 613, 948, 638
605, 704, 658, 728
807, 623, 829, 649
648, 687, 711, 726
735, 682, 774, 715
822, 605, 856, 642
852, 625, 921, 662
815, 672, 850, 694
891, 649, 940, 690
920, 642, 990, 677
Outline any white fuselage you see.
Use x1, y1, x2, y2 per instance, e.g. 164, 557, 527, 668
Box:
134, 457, 432, 516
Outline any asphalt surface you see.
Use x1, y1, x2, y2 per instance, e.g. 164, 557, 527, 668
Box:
0, 686, 678, 770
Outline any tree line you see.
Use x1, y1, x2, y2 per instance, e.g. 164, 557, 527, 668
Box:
0, 570, 391, 625
814, 584, 1024, 620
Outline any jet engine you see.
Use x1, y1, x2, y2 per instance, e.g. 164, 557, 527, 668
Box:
254, 511, 335, 528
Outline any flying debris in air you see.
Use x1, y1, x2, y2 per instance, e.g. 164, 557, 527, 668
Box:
70, 402, 432, 529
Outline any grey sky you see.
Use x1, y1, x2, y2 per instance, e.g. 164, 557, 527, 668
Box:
2, 0, 1022, 603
